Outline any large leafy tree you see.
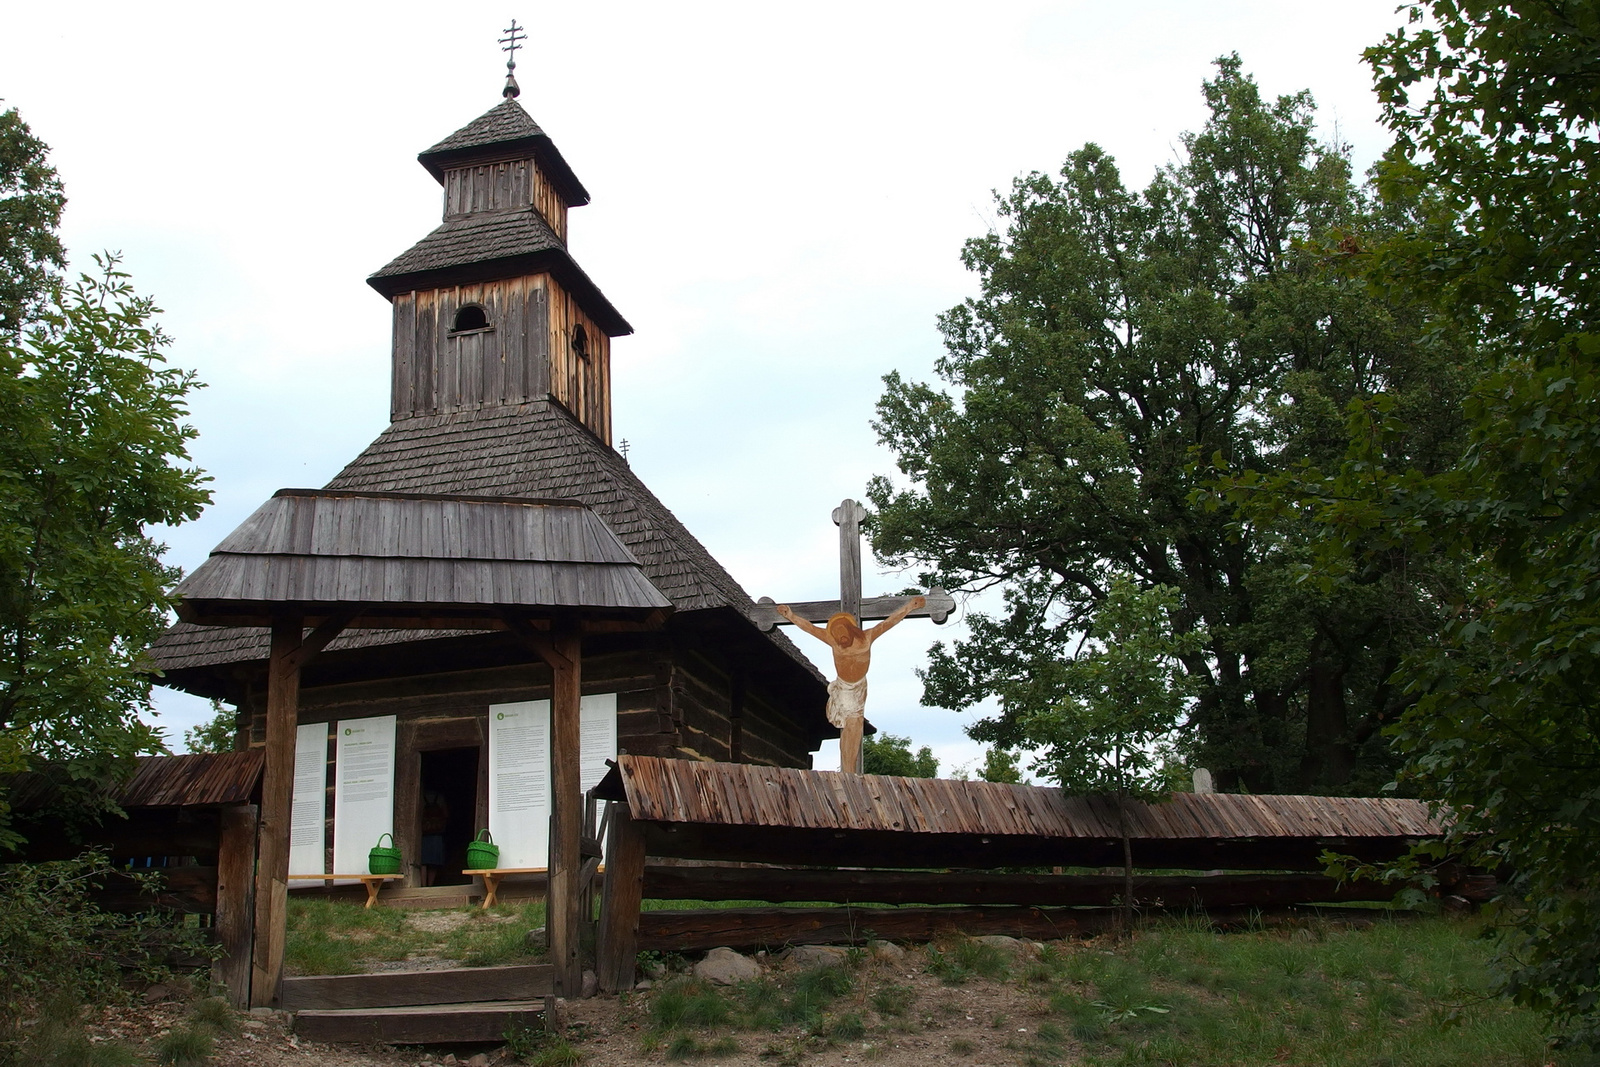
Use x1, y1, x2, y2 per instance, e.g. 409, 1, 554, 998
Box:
869, 58, 1472, 794
0, 257, 210, 846
1219, 1, 1600, 1045
0, 113, 211, 846
0, 108, 65, 336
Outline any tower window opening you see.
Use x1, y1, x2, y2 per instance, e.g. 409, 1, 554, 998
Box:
572, 325, 590, 361
452, 304, 490, 333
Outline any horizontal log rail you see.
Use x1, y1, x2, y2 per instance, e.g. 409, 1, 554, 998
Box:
640, 866, 1401, 909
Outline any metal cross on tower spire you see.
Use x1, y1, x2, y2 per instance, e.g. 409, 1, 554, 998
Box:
500, 19, 527, 99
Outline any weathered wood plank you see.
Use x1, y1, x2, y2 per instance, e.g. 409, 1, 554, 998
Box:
251, 619, 302, 1008
215, 805, 257, 1008
545, 627, 583, 995
596, 803, 647, 993
93, 864, 220, 914
293, 1001, 543, 1045
639, 867, 1399, 909
281, 965, 554, 1011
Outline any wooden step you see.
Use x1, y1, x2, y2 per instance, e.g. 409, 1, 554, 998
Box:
282, 964, 554, 1011
293, 1000, 543, 1045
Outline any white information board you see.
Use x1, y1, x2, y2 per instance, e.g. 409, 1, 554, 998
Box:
332, 714, 396, 878
289, 722, 327, 876
488, 694, 617, 869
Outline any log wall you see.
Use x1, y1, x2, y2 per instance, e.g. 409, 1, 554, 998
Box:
237, 641, 813, 888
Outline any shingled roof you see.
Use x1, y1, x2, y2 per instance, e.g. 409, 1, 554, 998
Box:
149, 401, 822, 683
417, 98, 589, 206
173, 489, 671, 627
366, 208, 631, 336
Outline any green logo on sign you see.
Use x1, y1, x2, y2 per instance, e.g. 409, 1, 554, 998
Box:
344, 728, 352, 736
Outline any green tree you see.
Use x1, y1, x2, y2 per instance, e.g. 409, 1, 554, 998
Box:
869, 57, 1471, 794
1020, 579, 1201, 928
183, 700, 237, 754
864, 729, 934, 780
0, 257, 210, 848
1218, 1, 1600, 1045
977, 746, 1023, 784
0, 108, 66, 336
861, 732, 939, 778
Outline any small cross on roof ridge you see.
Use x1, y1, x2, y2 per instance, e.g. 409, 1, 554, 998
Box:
500, 19, 527, 99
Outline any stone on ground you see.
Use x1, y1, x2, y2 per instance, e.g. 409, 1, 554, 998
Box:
785, 944, 849, 969
693, 946, 763, 985
868, 940, 907, 963
974, 935, 1040, 958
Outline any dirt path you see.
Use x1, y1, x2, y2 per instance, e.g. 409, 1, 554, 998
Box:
91, 942, 1061, 1066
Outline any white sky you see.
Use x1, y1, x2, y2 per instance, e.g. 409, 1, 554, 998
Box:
2, 0, 1406, 774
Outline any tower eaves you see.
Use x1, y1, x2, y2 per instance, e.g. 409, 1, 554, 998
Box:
418, 99, 590, 207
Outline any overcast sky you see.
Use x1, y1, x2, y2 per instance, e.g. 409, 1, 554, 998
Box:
3, 0, 1408, 774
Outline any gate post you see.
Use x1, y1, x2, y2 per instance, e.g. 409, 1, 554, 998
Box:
596, 802, 646, 993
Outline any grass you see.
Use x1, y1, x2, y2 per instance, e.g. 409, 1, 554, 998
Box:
627, 918, 1591, 1067
151, 1025, 214, 1067
925, 935, 1010, 984
12, 997, 142, 1067
646, 961, 859, 1047
1011, 916, 1592, 1067
284, 897, 547, 974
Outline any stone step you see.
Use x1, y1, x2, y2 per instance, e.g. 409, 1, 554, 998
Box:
293, 999, 543, 1044
281, 964, 554, 1011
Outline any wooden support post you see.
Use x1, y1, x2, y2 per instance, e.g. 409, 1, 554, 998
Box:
214, 804, 258, 1008
546, 626, 583, 995
252, 618, 302, 1007
596, 802, 647, 993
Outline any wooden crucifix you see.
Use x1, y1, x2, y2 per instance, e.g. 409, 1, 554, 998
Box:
753, 498, 953, 773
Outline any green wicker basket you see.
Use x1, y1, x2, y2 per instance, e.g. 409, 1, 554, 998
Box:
368, 833, 402, 875
466, 829, 500, 870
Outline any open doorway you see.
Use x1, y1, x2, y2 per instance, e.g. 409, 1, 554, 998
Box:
418, 746, 480, 886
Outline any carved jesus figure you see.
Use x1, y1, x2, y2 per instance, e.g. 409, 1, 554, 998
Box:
774, 595, 926, 772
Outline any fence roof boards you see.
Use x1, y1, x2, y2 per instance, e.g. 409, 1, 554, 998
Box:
603, 755, 1450, 871
6, 751, 264, 812
173, 488, 672, 628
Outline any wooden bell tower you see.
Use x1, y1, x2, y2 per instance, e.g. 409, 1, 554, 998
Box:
368, 97, 631, 443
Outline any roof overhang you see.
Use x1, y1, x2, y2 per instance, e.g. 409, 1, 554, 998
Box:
174, 489, 672, 631
367, 246, 632, 337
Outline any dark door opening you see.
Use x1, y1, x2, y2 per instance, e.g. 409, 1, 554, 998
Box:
418, 746, 480, 886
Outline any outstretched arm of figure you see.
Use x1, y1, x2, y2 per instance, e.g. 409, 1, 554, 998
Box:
866, 595, 927, 642
775, 604, 833, 645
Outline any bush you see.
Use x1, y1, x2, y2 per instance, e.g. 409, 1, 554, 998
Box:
0, 853, 215, 1064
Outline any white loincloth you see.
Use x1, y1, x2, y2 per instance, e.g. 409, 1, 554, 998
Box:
825, 676, 868, 729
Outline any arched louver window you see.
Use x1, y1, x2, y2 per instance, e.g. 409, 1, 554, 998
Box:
452, 304, 489, 332
572, 325, 590, 361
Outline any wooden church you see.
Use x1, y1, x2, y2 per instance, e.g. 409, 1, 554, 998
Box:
149, 89, 832, 890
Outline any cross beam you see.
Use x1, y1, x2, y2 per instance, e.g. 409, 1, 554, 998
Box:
750, 497, 953, 632
751, 593, 953, 632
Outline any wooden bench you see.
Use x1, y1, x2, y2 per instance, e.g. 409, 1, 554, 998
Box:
286, 873, 403, 909
462, 867, 547, 909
